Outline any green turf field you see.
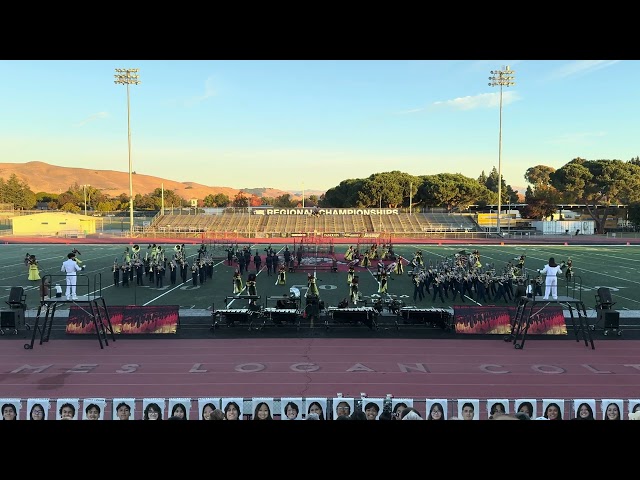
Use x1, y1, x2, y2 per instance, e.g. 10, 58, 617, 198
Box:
2, 242, 639, 314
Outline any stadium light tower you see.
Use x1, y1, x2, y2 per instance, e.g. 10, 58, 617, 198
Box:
488, 65, 515, 235
114, 68, 141, 235
82, 184, 90, 216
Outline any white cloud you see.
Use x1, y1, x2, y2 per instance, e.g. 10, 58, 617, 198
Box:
184, 76, 217, 107
547, 131, 607, 145
433, 91, 520, 111
548, 60, 620, 80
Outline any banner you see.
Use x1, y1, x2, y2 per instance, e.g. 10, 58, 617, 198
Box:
66, 305, 179, 334
454, 305, 567, 335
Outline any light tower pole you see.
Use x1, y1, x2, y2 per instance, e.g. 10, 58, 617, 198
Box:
82, 184, 90, 216
114, 68, 141, 235
488, 65, 515, 235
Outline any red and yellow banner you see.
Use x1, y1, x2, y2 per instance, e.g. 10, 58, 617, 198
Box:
454, 305, 567, 335
67, 305, 179, 334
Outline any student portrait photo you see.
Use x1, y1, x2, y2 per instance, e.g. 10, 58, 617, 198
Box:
143, 398, 166, 420
457, 399, 479, 420
332, 397, 355, 420
515, 399, 537, 419
112, 398, 135, 420
628, 398, 640, 419
542, 399, 565, 420
572, 399, 596, 420
391, 398, 413, 420
487, 398, 510, 419
280, 397, 303, 420
222, 397, 244, 420
82, 398, 106, 420
362, 398, 384, 420
426, 399, 448, 420
252, 398, 274, 420
27, 398, 50, 421
169, 398, 191, 420
56, 398, 79, 420
305, 397, 327, 420
198, 398, 221, 420
1, 398, 21, 421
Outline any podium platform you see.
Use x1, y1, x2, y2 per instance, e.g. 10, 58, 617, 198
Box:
506, 295, 595, 350
25, 274, 115, 350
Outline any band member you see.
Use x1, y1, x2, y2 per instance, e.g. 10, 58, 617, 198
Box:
564, 257, 573, 280
121, 263, 130, 287
307, 273, 320, 297
180, 260, 189, 283
169, 260, 177, 285
123, 247, 131, 264
344, 245, 354, 262
113, 259, 120, 287
71, 248, 85, 269
191, 262, 199, 287
378, 271, 388, 294
233, 270, 243, 293
349, 275, 359, 304
246, 273, 257, 305
394, 256, 404, 275
254, 251, 262, 272
27, 254, 41, 281
135, 260, 145, 285
276, 264, 287, 285
347, 266, 355, 285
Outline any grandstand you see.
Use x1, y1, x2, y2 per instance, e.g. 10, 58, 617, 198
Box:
145, 209, 489, 240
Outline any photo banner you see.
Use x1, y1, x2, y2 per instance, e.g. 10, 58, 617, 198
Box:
454, 305, 567, 335
66, 305, 179, 334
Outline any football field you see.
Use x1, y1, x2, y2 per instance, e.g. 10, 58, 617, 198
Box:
2, 242, 639, 315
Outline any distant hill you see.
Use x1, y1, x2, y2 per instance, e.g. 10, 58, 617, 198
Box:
0, 162, 324, 202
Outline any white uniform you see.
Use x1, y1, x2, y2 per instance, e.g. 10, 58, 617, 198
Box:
61, 258, 83, 300
539, 264, 562, 300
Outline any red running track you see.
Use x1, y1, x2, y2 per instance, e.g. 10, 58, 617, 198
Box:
1, 337, 639, 401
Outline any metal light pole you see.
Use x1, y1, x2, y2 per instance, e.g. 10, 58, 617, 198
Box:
489, 65, 515, 236
82, 184, 90, 216
114, 68, 141, 235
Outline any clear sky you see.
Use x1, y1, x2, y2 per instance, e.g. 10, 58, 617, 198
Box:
0, 60, 633, 194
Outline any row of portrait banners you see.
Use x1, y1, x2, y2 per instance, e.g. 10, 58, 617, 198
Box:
2, 396, 639, 420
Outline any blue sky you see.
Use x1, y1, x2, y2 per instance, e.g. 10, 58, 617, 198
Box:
0, 60, 633, 194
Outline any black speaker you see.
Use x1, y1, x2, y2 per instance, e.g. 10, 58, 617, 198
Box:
0, 310, 24, 329
597, 287, 613, 304
8, 287, 24, 304
600, 310, 620, 329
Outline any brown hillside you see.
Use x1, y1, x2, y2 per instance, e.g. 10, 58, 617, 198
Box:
0, 162, 315, 202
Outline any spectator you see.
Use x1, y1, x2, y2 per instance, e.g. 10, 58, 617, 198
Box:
489, 401, 506, 419
209, 409, 224, 420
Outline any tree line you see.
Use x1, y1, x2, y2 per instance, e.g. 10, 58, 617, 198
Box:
2, 157, 640, 234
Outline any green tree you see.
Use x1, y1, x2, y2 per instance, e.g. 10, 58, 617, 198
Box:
232, 191, 249, 208
420, 173, 492, 212
550, 158, 640, 233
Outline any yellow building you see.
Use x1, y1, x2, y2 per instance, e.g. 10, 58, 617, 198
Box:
11, 212, 97, 237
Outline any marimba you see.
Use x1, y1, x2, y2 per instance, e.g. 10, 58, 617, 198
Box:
398, 307, 453, 331
212, 308, 256, 330
326, 306, 378, 330
263, 307, 301, 327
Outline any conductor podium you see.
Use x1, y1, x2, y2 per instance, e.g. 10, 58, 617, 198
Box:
506, 294, 594, 350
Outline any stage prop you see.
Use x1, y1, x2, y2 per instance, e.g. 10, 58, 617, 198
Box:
67, 305, 178, 334
454, 304, 567, 337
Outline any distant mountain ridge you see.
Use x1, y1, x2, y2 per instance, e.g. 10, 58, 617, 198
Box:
0, 162, 325, 202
